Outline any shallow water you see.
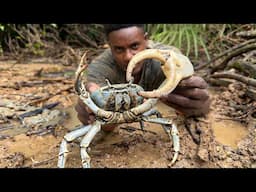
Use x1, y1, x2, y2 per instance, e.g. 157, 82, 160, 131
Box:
212, 119, 248, 149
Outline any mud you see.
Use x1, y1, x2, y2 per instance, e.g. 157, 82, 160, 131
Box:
0, 61, 255, 168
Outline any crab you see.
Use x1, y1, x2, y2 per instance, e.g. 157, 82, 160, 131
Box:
57, 49, 194, 168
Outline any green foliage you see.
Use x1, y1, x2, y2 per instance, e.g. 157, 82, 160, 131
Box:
146, 24, 210, 60
205, 24, 256, 55
0, 24, 4, 31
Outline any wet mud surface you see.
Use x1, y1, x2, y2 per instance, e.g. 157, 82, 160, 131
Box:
0, 62, 255, 168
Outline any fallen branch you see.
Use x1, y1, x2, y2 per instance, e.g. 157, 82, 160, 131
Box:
26, 126, 55, 136
236, 30, 256, 38
245, 87, 256, 100
211, 72, 256, 87
228, 61, 256, 78
210, 43, 256, 73
205, 77, 233, 87
195, 39, 256, 70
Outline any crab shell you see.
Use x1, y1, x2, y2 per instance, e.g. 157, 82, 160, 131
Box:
126, 49, 194, 98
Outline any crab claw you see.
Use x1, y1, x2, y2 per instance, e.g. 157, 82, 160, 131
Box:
126, 49, 194, 98
74, 51, 115, 121
75, 51, 89, 94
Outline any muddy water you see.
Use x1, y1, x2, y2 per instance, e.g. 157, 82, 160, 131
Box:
207, 87, 249, 149
63, 100, 249, 150
212, 119, 248, 149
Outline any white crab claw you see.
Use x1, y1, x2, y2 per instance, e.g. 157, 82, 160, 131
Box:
126, 49, 194, 98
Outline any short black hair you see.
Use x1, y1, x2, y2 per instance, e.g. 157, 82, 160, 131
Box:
103, 24, 145, 36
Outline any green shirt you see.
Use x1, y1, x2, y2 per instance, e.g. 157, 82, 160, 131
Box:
87, 40, 182, 91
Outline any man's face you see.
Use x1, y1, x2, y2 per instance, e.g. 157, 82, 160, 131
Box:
108, 26, 148, 76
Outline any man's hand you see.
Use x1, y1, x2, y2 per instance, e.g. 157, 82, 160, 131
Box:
160, 76, 211, 117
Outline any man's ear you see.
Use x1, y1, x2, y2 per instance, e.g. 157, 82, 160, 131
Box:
144, 32, 149, 40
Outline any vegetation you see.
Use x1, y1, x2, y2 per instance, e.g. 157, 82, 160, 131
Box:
146, 24, 210, 60
0, 24, 255, 65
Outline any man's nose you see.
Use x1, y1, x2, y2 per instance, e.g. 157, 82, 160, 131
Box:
124, 49, 135, 62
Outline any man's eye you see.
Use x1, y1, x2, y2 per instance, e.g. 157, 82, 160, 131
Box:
131, 44, 139, 50
115, 47, 124, 53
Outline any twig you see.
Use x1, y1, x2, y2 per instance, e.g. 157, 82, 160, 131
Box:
27, 85, 73, 105
31, 155, 58, 167
19, 102, 60, 119
211, 72, 256, 87
0, 125, 14, 132
120, 126, 157, 135
26, 127, 54, 136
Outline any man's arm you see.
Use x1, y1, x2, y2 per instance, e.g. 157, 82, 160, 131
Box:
160, 76, 211, 117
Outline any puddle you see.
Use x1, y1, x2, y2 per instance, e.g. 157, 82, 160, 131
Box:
212, 119, 248, 148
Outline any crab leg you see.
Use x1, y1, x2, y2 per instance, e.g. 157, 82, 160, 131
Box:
57, 140, 69, 168
74, 51, 88, 94
79, 83, 114, 120
168, 123, 180, 166
142, 108, 171, 133
130, 98, 158, 116
141, 108, 179, 165
80, 121, 102, 168
74, 51, 114, 121
57, 124, 92, 168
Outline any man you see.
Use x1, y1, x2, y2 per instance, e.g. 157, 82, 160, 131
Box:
75, 24, 210, 131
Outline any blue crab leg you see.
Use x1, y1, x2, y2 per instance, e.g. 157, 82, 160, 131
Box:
57, 125, 92, 168
142, 108, 172, 133
80, 121, 101, 168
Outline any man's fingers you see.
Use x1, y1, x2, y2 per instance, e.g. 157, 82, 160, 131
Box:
178, 76, 208, 88
172, 87, 210, 100
161, 95, 211, 117
161, 93, 207, 109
